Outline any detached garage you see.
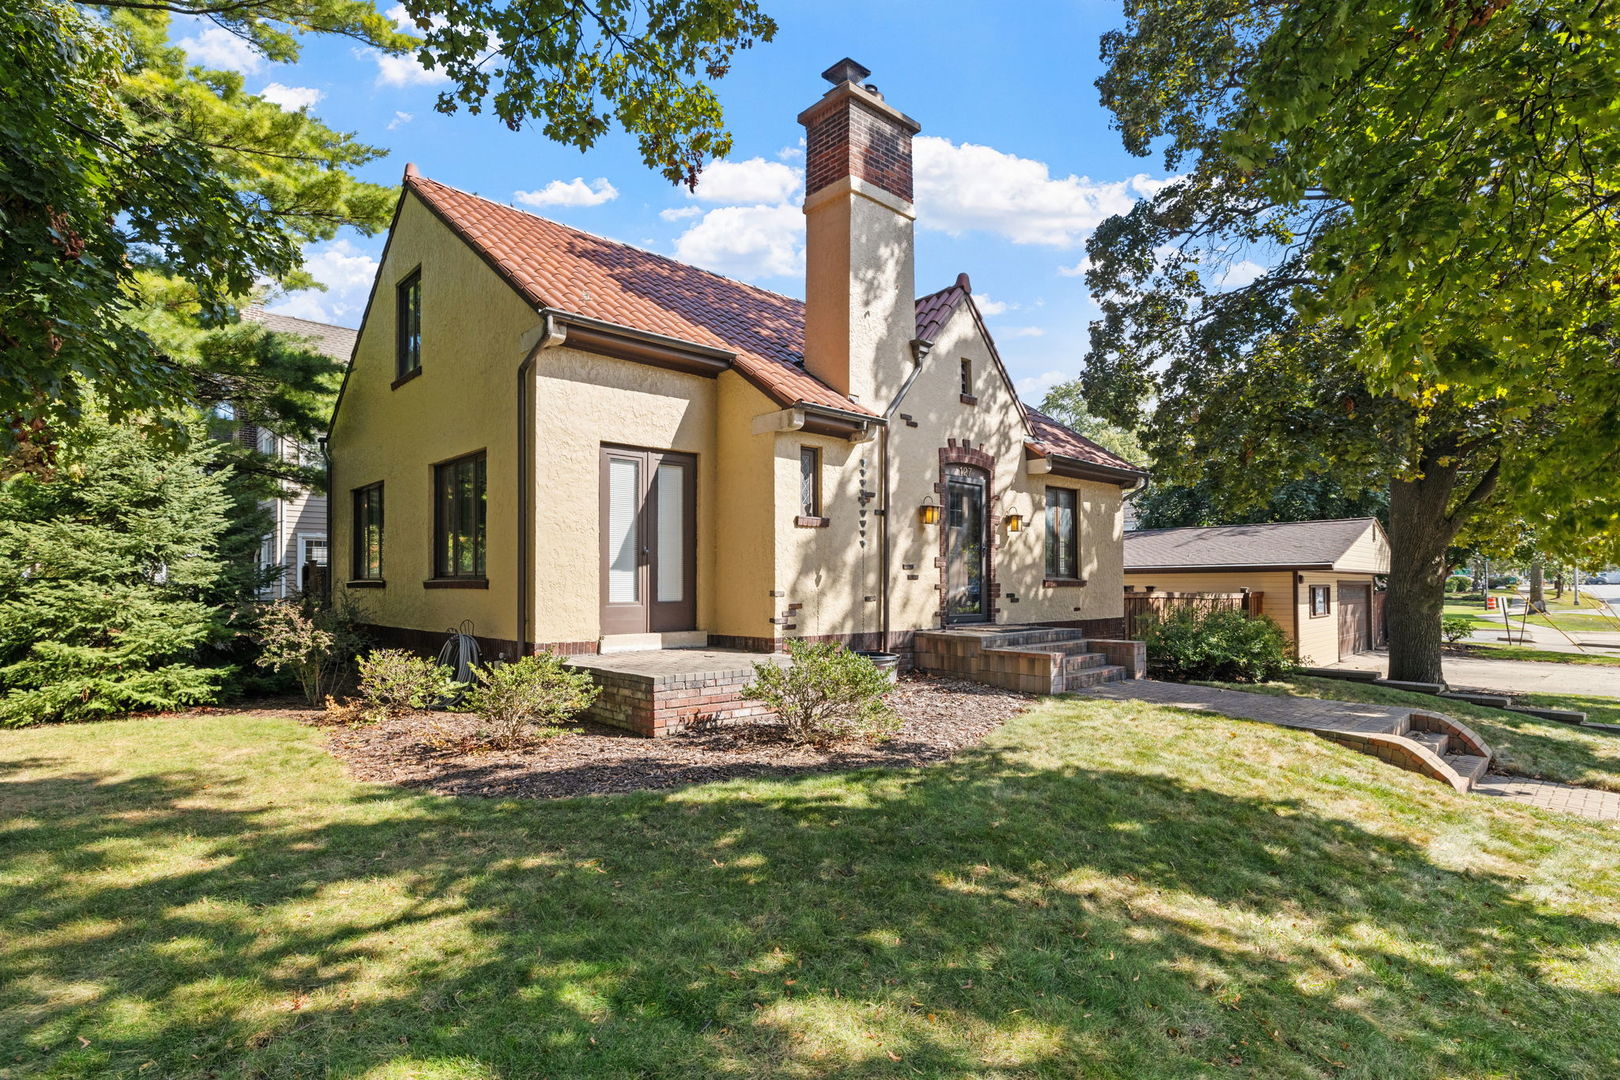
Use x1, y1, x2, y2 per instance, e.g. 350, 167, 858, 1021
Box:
1123, 518, 1391, 665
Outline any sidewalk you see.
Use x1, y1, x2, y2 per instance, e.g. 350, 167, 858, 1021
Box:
1327, 649, 1620, 697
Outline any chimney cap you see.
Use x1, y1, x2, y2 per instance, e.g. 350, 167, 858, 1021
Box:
820, 58, 871, 86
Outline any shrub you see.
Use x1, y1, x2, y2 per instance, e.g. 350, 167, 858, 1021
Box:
1445, 576, 1472, 593
463, 653, 599, 748
254, 601, 366, 706
357, 649, 464, 718
1140, 607, 1297, 683
1441, 615, 1477, 644
743, 640, 900, 746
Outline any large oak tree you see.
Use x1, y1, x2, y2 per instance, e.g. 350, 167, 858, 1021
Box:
1082, 0, 1620, 681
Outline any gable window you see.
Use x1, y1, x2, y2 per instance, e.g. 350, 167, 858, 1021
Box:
351, 482, 384, 582
1044, 486, 1079, 581
960, 358, 976, 404
433, 451, 486, 581
798, 446, 822, 522
395, 270, 422, 382
1309, 583, 1331, 617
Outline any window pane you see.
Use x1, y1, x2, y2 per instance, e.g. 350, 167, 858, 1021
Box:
799, 447, 818, 517
656, 463, 685, 603
607, 457, 640, 603
473, 455, 486, 577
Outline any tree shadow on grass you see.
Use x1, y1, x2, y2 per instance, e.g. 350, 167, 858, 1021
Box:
2, 729, 1618, 1078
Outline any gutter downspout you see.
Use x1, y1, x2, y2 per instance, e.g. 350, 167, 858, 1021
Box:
318, 435, 331, 606
515, 313, 567, 658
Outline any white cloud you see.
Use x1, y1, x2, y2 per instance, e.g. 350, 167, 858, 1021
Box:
179, 27, 263, 73
777, 139, 806, 163
386, 110, 414, 130
690, 158, 802, 206
1218, 259, 1267, 289
974, 293, 1012, 316
672, 204, 803, 280
385, 2, 411, 26
267, 239, 380, 327
514, 177, 619, 209
363, 47, 450, 88
1016, 370, 1070, 400
914, 136, 1166, 247
1058, 257, 1091, 278
659, 205, 703, 222
1003, 326, 1046, 338
258, 83, 322, 111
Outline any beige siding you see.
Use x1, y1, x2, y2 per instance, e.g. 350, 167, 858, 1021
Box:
1123, 570, 1295, 640
1335, 521, 1391, 574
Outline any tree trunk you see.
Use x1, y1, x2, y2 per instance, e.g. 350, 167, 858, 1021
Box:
1385, 472, 1459, 684
1553, 571, 1564, 599
1529, 560, 1545, 606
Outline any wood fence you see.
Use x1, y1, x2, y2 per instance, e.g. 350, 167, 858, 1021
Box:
1122, 591, 1265, 639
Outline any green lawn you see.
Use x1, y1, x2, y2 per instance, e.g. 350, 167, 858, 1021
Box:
1211, 676, 1620, 792
1455, 642, 1620, 667
5, 705, 1620, 1077
1445, 591, 1620, 636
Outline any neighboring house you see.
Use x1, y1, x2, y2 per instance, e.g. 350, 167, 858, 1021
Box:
326, 59, 1146, 662
1123, 517, 1390, 664
239, 307, 357, 599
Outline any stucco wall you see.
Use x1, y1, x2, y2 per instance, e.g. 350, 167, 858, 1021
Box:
530, 347, 720, 644
328, 194, 538, 647
881, 303, 1125, 634
713, 373, 782, 642
772, 429, 883, 641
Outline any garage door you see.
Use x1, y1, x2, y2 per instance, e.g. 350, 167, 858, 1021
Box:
1337, 582, 1371, 658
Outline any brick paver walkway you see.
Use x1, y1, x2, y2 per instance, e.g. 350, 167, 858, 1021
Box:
1082, 680, 1620, 823
1473, 776, 1620, 820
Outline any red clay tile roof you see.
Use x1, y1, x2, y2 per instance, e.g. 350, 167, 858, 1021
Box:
914, 273, 972, 343
402, 169, 1143, 480
1023, 404, 1146, 475
405, 172, 865, 415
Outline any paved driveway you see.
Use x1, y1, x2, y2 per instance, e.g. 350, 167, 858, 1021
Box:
1328, 650, 1620, 697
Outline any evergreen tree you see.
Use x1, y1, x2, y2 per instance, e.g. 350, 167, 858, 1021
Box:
0, 415, 251, 725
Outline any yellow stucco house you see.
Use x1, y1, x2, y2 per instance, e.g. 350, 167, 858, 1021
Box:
326, 59, 1146, 730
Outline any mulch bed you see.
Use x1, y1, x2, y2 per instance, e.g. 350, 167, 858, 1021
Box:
316, 674, 1035, 799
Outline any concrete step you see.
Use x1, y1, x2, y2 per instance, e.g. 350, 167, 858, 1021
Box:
1407, 729, 1450, 757
1063, 652, 1108, 672
1065, 665, 1127, 690
1444, 752, 1490, 790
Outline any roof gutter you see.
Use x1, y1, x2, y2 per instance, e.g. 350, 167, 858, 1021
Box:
545, 311, 733, 378
1030, 449, 1148, 490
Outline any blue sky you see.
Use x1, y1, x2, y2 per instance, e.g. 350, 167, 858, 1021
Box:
174, 1, 1187, 401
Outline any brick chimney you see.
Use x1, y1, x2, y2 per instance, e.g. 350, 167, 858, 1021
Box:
798, 59, 921, 408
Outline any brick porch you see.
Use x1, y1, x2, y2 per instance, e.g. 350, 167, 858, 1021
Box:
567, 649, 785, 738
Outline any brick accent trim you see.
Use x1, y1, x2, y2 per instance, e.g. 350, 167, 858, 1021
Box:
937, 441, 999, 626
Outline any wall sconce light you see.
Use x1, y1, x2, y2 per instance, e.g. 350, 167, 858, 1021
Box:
918, 497, 941, 526
1004, 511, 1025, 533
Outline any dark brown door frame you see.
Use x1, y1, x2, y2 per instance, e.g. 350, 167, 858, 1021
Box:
599, 445, 697, 636
943, 465, 989, 624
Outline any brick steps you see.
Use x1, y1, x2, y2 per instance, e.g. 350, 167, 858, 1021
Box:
914, 626, 1145, 695
1066, 665, 1127, 690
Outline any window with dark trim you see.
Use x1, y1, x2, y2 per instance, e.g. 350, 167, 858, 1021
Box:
395, 270, 422, 380
352, 482, 384, 581
1045, 486, 1079, 579
960, 358, 973, 397
1309, 583, 1331, 617
799, 446, 821, 518
433, 452, 486, 579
